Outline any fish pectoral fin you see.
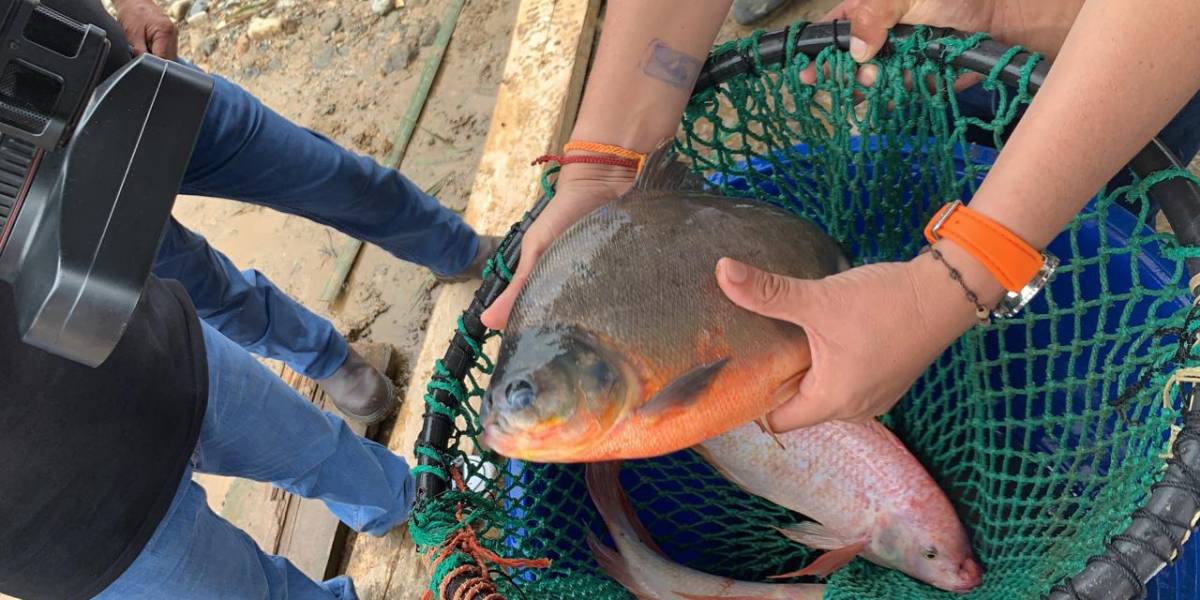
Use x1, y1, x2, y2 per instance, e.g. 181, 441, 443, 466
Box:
641, 357, 731, 418
587, 533, 652, 598
754, 417, 786, 450
774, 522, 852, 550
768, 540, 867, 580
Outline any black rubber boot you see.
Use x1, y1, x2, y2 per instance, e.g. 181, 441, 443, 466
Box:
435, 235, 503, 284
733, 0, 793, 26
318, 346, 397, 424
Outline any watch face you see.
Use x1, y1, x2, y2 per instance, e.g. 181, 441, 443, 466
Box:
0, 134, 37, 257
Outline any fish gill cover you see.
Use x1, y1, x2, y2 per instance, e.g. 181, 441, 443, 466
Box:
409, 24, 1200, 600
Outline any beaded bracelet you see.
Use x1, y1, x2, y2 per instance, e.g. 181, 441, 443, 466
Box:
921, 246, 993, 325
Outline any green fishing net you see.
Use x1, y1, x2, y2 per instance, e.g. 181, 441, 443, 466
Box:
410, 25, 1200, 600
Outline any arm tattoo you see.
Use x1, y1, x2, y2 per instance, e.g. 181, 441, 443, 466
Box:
640, 39, 703, 91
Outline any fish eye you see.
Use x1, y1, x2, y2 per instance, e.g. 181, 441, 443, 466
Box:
505, 379, 536, 410
922, 547, 939, 560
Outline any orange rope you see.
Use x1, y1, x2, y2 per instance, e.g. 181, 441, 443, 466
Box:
421, 465, 552, 600
563, 140, 647, 172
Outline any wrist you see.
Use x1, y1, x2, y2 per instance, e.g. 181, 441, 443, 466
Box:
556, 159, 636, 197
910, 240, 1007, 330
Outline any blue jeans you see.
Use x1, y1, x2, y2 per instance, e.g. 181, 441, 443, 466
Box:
155, 70, 480, 379
95, 323, 415, 600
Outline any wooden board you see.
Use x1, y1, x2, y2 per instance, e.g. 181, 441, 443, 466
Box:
341, 0, 601, 598
198, 343, 396, 582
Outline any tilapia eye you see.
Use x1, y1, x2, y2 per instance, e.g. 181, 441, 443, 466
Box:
505, 379, 536, 410
922, 547, 939, 560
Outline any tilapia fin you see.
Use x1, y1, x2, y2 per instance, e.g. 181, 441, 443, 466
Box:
768, 540, 867, 580
632, 138, 708, 193
586, 533, 653, 599
641, 357, 731, 418
754, 417, 787, 450
676, 593, 793, 600
774, 522, 852, 550
863, 419, 908, 453
586, 462, 670, 559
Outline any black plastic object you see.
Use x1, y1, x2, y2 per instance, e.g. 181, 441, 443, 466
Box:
422, 22, 1200, 600
0, 0, 109, 149
0, 1, 213, 367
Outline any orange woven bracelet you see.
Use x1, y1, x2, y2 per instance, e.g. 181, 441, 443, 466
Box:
532, 140, 648, 173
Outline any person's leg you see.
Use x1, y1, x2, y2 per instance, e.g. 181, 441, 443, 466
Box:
95, 470, 357, 600
179, 71, 480, 278
193, 321, 414, 535
155, 218, 348, 380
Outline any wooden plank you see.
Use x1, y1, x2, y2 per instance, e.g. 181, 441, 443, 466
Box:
342, 0, 601, 598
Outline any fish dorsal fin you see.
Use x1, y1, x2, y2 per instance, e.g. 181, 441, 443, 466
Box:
632, 138, 708, 193
640, 358, 730, 418
774, 522, 852, 551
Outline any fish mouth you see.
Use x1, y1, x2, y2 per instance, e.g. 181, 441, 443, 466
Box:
480, 414, 602, 462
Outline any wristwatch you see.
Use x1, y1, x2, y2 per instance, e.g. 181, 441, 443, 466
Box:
924, 200, 1059, 319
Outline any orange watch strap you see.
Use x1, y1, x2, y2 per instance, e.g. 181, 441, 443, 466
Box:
923, 201, 1042, 293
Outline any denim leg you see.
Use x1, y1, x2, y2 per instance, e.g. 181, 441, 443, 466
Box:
195, 322, 414, 536
94, 469, 357, 600
156, 218, 349, 379
179, 72, 479, 277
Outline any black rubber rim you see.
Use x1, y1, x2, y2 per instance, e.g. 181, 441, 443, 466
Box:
419, 22, 1200, 600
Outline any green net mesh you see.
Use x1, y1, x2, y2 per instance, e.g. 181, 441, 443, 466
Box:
410, 25, 1200, 600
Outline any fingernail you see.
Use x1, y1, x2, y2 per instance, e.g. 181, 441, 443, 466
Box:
720, 259, 749, 284
850, 36, 868, 62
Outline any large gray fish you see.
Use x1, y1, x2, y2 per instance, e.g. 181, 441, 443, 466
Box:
481, 143, 848, 462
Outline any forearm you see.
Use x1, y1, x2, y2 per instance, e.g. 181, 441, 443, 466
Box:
973, 0, 1200, 250
569, 0, 730, 153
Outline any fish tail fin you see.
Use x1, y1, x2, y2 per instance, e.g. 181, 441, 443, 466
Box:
586, 532, 652, 597
768, 541, 867, 580
585, 462, 670, 559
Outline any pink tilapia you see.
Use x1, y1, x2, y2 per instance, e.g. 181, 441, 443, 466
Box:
587, 462, 826, 600
695, 421, 982, 593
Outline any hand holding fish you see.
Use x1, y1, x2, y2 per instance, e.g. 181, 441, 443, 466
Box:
716, 242, 1002, 432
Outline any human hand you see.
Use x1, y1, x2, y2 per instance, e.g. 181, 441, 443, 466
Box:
480, 162, 637, 331
804, 0, 1082, 79
715, 245, 999, 432
114, 0, 179, 60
